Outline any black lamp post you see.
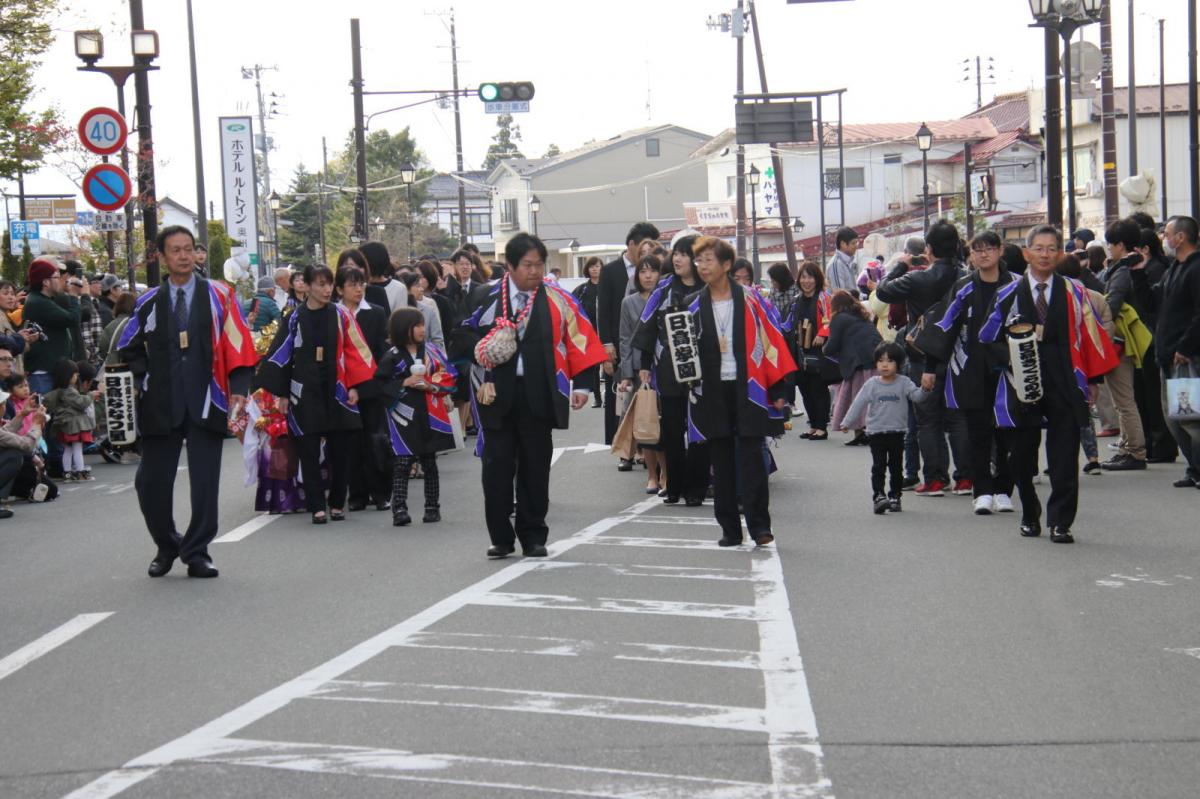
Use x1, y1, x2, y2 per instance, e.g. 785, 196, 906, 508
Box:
748, 164, 761, 276
74, 27, 159, 289
400, 161, 416, 262
916, 122, 933, 235
529, 195, 541, 237
1028, 0, 1104, 234
268, 191, 281, 268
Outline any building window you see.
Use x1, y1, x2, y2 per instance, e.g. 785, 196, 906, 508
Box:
499, 198, 518, 229
823, 167, 865, 195
645, 138, 660, 157
451, 211, 492, 236
726, 175, 737, 198
993, 162, 1037, 185
883, 153, 902, 165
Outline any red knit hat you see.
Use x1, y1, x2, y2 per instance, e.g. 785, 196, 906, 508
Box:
27, 258, 58, 289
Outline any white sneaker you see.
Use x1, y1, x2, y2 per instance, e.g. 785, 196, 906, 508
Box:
972, 495, 995, 515
993, 494, 1015, 513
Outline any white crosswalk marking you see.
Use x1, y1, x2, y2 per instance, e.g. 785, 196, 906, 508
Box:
63, 497, 831, 798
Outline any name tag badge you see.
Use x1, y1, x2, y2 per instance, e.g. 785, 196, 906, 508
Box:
179, 331, 189, 350
1035, 324, 1044, 343
315, 346, 324, 363
718, 335, 729, 354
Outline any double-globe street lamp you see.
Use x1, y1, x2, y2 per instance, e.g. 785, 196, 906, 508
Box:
916, 122, 934, 236
73, 28, 159, 289
1028, 0, 1104, 234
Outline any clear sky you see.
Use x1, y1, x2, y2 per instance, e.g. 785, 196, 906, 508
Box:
10, 0, 1194, 226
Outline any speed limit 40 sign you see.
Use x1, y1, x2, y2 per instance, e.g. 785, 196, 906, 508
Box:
78, 107, 128, 156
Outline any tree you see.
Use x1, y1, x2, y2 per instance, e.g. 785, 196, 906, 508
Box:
543, 143, 561, 158
278, 164, 328, 264
207, 220, 234, 277
482, 114, 524, 170
0, 1, 68, 181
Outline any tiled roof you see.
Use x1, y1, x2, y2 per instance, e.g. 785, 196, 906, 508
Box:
937, 130, 1035, 165
1109, 83, 1192, 116
964, 92, 1030, 133
780, 118, 997, 148
425, 172, 490, 201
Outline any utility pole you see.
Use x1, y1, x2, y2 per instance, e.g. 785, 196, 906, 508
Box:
350, 19, 368, 242
130, 0, 159, 286
186, 0, 207, 249
964, 143, 975, 240
1190, 0, 1199, 218
449, 10, 467, 247
1160, 18, 1168, 217
244, 64, 276, 264
735, 0, 746, 257
747, 1, 797, 273
319, 136, 328, 263
1045, 28, 1064, 231
1101, 1, 1120, 224
1128, 0, 1138, 175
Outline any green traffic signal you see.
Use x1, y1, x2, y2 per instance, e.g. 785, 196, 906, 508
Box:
477, 82, 535, 103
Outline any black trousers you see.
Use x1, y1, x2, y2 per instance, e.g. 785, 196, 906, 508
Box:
348, 400, 391, 505
392, 454, 439, 510
0, 448, 24, 499
909, 361, 969, 482
964, 408, 1014, 498
1006, 400, 1080, 529
603, 373, 619, 445
1135, 347, 1178, 460
709, 382, 771, 540
660, 393, 710, 501
868, 431, 904, 498
481, 380, 554, 550
795, 368, 831, 431
135, 419, 225, 565
299, 430, 352, 514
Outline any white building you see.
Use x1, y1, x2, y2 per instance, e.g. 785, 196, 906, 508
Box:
158, 197, 200, 234
422, 171, 493, 255
486, 124, 712, 274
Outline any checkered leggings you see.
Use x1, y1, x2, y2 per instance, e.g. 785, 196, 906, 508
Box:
391, 454, 439, 511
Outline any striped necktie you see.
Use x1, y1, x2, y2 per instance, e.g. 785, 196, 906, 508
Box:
1035, 282, 1048, 324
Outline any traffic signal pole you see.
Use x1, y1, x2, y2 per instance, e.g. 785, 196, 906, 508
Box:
450, 11, 468, 247
351, 19, 368, 241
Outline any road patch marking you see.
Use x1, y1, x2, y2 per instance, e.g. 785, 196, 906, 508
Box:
214, 514, 278, 544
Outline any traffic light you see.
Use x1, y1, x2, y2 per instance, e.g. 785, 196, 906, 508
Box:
477, 82, 535, 103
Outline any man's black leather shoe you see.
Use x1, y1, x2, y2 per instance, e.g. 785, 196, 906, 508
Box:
523, 545, 548, 557
347, 500, 368, 512
148, 555, 175, 578
684, 497, 704, 507
487, 544, 516, 559
717, 536, 743, 547
1050, 527, 1074, 544
1173, 476, 1197, 488
187, 560, 219, 578
1019, 520, 1042, 537
662, 494, 680, 504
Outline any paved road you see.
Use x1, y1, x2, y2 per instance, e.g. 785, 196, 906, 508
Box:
3, 406, 1199, 798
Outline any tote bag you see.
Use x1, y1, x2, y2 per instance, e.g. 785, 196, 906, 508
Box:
1166, 363, 1200, 422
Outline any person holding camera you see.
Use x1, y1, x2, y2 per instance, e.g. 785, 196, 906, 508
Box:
23, 259, 82, 475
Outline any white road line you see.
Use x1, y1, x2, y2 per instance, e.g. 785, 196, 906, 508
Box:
534, 560, 752, 580
309, 680, 769, 732
193, 737, 773, 798
62, 498, 661, 799
213, 514, 278, 544
752, 550, 833, 796
472, 591, 768, 621
588, 535, 725, 550
629, 515, 722, 526
0, 613, 114, 683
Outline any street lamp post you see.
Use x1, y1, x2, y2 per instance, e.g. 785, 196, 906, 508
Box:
73, 28, 159, 290
400, 161, 417, 262
748, 164, 761, 277
529, 194, 541, 237
268, 191, 281, 268
916, 122, 933, 235
1028, 0, 1104, 234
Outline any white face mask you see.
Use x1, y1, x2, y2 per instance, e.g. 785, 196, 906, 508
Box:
1164, 239, 1176, 259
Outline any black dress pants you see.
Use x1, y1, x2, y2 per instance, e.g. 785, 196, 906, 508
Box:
1006, 400, 1080, 529
660, 393, 710, 501
709, 382, 771, 541
299, 430, 352, 514
964, 407, 1014, 498
1135, 346, 1178, 460
481, 380, 554, 550
603, 374, 619, 445
795, 366, 831, 431
135, 418, 225, 565
348, 399, 391, 505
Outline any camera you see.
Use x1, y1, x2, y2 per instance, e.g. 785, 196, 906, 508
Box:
24, 321, 47, 342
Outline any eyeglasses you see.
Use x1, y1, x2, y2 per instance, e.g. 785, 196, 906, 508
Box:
0, 356, 14, 363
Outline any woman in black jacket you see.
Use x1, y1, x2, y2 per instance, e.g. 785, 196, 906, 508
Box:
783, 260, 835, 440
572, 257, 604, 408
823, 289, 882, 445
631, 236, 710, 505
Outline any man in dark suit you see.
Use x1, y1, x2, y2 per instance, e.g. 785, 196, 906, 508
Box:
118, 226, 259, 577
596, 222, 659, 446
981, 224, 1119, 543
462, 233, 607, 558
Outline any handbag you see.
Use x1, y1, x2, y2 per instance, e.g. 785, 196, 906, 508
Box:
1166, 363, 1200, 422
632, 384, 661, 443
802, 353, 842, 386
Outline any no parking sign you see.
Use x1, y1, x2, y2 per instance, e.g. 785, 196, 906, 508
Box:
78, 107, 128, 156
82, 164, 133, 212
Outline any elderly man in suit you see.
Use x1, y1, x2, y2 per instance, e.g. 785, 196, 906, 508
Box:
118, 226, 259, 577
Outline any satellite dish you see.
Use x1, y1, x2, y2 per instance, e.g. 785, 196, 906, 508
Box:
1067, 41, 1103, 85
